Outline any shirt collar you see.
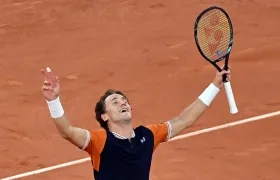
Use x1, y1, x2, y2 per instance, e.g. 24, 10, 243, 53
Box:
112, 131, 135, 139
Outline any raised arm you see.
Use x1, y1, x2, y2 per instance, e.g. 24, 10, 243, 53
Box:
41, 67, 89, 149
168, 67, 231, 139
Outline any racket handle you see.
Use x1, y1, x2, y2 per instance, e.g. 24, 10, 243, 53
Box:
223, 81, 238, 114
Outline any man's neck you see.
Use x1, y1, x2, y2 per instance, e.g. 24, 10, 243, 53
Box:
109, 122, 134, 139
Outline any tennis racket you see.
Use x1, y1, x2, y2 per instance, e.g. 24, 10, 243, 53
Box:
194, 6, 238, 114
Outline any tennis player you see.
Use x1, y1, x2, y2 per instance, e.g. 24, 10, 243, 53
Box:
41, 66, 230, 180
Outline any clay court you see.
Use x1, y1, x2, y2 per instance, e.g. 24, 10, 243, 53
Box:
1, 0, 280, 179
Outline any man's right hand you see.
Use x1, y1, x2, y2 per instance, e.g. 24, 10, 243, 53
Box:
41, 67, 60, 101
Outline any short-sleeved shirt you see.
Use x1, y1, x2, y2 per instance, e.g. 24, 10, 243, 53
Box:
81, 121, 172, 180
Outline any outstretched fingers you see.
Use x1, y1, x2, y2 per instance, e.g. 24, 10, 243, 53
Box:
41, 67, 56, 84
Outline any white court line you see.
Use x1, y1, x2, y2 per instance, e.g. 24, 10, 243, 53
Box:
2, 110, 280, 180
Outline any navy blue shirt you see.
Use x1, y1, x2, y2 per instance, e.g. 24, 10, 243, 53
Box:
83, 122, 170, 180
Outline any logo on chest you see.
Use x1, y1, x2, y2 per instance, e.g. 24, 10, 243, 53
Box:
140, 137, 146, 143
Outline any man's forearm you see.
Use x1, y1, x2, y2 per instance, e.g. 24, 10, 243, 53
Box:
169, 83, 220, 139
180, 98, 207, 126
46, 97, 89, 149
46, 96, 72, 138
53, 115, 73, 139
169, 99, 207, 138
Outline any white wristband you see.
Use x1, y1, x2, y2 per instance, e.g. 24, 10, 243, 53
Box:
46, 96, 64, 118
198, 83, 220, 106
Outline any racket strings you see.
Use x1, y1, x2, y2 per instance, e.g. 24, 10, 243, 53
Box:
197, 21, 230, 49
196, 10, 231, 61
197, 12, 230, 43
198, 22, 230, 55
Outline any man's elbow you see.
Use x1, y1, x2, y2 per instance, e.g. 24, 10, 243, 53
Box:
178, 115, 196, 128
58, 126, 73, 140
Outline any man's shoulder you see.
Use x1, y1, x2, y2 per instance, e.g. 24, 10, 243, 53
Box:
88, 128, 106, 133
135, 122, 170, 138
134, 125, 150, 131
137, 122, 168, 131
88, 128, 107, 141
134, 124, 161, 134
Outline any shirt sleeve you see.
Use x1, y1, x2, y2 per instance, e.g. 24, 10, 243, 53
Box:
146, 121, 172, 150
81, 129, 107, 171
81, 129, 106, 154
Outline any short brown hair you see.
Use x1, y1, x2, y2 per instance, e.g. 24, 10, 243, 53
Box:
94, 89, 129, 130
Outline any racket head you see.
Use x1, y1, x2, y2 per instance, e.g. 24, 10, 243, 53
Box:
194, 6, 233, 67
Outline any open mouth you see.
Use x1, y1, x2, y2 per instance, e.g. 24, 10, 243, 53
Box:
120, 108, 128, 113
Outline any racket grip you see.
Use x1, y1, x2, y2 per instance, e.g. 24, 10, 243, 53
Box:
223, 81, 238, 114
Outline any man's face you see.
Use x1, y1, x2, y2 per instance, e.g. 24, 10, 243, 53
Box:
102, 94, 132, 124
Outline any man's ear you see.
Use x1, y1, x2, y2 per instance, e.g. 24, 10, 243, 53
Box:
101, 113, 109, 122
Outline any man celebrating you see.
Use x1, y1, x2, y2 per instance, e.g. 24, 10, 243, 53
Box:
41, 66, 230, 180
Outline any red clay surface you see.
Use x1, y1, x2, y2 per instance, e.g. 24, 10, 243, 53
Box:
1, 0, 280, 179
